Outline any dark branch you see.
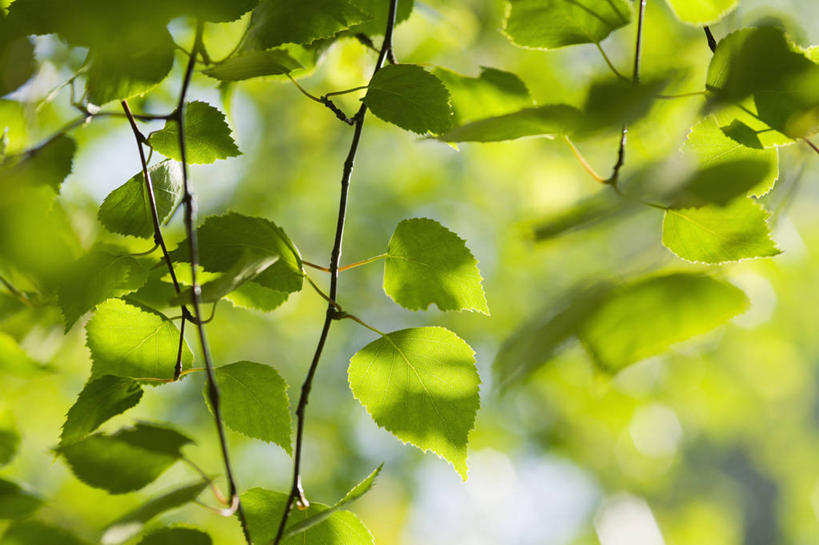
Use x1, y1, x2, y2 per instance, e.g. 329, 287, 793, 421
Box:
704, 26, 717, 52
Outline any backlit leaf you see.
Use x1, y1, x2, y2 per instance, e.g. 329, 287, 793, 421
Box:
203, 49, 302, 81
665, 0, 737, 25
439, 104, 580, 143
347, 0, 413, 35
0, 134, 75, 191
148, 101, 241, 164
60, 375, 144, 446
1, 521, 89, 545
433, 66, 532, 124
0, 479, 41, 520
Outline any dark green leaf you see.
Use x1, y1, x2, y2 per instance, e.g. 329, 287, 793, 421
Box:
0, 134, 75, 191
0, 479, 41, 520
1, 521, 89, 545
136, 527, 211, 545
172, 252, 278, 305
0, 424, 19, 467
439, 104, 581, 143
147, 101, 241, 164
0, 332, 45, 377
580, 77, 667, 134
204, 49, 302, 81
60, 375, 144, 446
244, 0, 370, 49
347, 0, 413, 35
673, 159, 775, 207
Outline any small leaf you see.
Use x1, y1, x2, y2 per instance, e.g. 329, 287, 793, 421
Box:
244, 0, 370, 49
203, 49, 302, 81
673, 159, 774, 207
102, 481, 209, 545
98, 160, 184, 239
384, 218, 488, 314
147, 101, 241, 164
57, 423, 192, 494
503, 0, 632, 50
577, 273, 749, 371
0, 478, 41, 520
664, 0, 737, 25
136, 527, 211, 545
60, 375, 144, 446
58, 245, 149, 331
348, 327, 480, 479
86, 299, 193, 381
439, 104, 580, 143
0, 332, 44, 377
662, 199, 781, 264
242, 488, 374, 545
206, 361, 292, 453
1, 521, 89, 545
364, 64, 454, 134
433, 66, 533, 124
0, 14, 36, 96
0, 134, 75, 191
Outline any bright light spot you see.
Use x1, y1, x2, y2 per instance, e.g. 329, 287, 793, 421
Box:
595, 494, 665, 545
729, 271, 777, 328
628, 404, 683, 457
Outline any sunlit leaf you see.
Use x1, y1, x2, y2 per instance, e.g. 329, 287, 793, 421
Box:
136, 527, 211, 545
60, 375, 144, 446
664, 0, 737, 25
672, 159, 774, 207
0, 134, 75, 191
0, 478, 41, 520
203, 49, 302, 81
148, 101, 241, 164
0, 332, 44, 377
433, 66, 532, 124
439, 104, 580, 142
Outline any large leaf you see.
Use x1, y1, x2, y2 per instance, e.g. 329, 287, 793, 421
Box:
86, 299, 193, 381
60, 375, 144, 446
439, 104, 580, 143
57, 423, 192, 494
147, 101, 241, 164
242, 488, 374, 545
662, 199, 780, 264
98, 160, 184, 239
136, 528, 211, 545
383, 218, 488, 314
0, 479, 41, 520
503, 0, 632, 50
577, 273, 749, 370
364, 64, 454, 134
348, 327, 480, 479
203, 49, 302, 81
664, 0, 737, 25
432, 66, 533, 124
206, 361, 292, 453
1, 521, 89, 545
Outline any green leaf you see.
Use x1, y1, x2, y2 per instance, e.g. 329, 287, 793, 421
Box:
136, 527, 211, 545
364, 64, 454, 134
0, 134, 75, 191
432, 66, 533, 124
532, 190, 631, 241
98, 160, 184, 239
580, 77, 668, 134
203, 49, 302, 81
0, 14, 35, 97
347, 0, 413, 35
683, 116, 778, 197
664, 0, 737, 25
503, 0, 632, 50
169, 0, 259, 22
172, 252, 278, 305
147, 101, 241, 164
243, 0, 370, 49
1, 521, 89, 545
285, 464, 382, 537
712, 100, 794, 148
348, 327, 480, 479
0, 479, 41, 520
439, 104, 581, 143
242, 488, 374, 545
662, 199, 781, 264
577, 273, 749, 371
0, 424, 19, 467
224, 280, 290, 312
58, 245, 149, 331
60, 375, 144, 446
86, 299, 193, 381
102, 481, 209, 545
673, 159, 775, 207
57, 423, 192, 494
206, 361, 292, 453
384, 218, 488, 314
0, 332, 44, 377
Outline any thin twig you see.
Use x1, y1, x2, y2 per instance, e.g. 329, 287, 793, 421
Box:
704, 26, 717, 52
271, 1, 400, 543
804, 138, 819, 155
564, 136, 606, 183
302, 260, 331, 272
595, 43, 629, 83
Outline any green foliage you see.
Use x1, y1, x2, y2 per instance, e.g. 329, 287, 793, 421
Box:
0, 333, 43, 377
433, 66, 533, 124
349, 327, 479, 479
0, 13, 35, 96
0, 135, 75, 191
148, 102, 241, 164
0, 422, 19, 467
203, 50, 303, 81
207, 361, 292, 453
0, 478, 42, 520
1, 521, 89, 545
384, 218, 488, 313
440, 104, 580, 142
136, 527, 212, 545
60, 375, 144, 446
672, 159, 777, 207
665, 0, 737, 25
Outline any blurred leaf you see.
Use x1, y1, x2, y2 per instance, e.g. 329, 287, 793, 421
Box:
580, 77, 667, 134
148, 101, 241, 164
242, 488, 374, 545
349, 327, 479, 480
203, 49, 302, 81
86, 299, 192, 381
173, 252, 278, 305
0, 134, 75, 191
224, 280, 290, 312
58, 245, 149, 331
364, 64, 454, 134
60, 375, 144, 447
663, 199, 780, 264
98, 160, 183, 239
1, 521, 89, 545
503, 0, 632, 50
0, 332, 44, 377
136, 527, 211, 545
0, 422, 19, 467
673, 159, 774, 207
0, 13, 35, 97
384, 218, 488, 313
206, 361, 292, 453
532, 190, 632, 241
664, 0, 737, 25
712, 99, 795, 148
102, 481, 209, 545
439, 104, 581, 143
433, 66, 533, 124
0, 478, 41, 519
57, 423, 192, 494
347, 0, 413, 35
577, 273, 749, 371
171, 0, 258, 22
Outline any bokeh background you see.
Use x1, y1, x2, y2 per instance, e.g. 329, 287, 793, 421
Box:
2, 0, 819, 543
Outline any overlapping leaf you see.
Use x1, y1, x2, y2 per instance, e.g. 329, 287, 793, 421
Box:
148, 102, 241, 164
1, 521, 89, 545
60, 375, 144, 446
665, 0, 737, 25
137, 527, 211, 545
203, 49, 303, 81
0, 479, 41, 520
433, 66, 532, 124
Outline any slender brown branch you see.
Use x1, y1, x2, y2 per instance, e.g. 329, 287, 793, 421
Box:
271, 1, 400, 543
704, 26, 717, 52
804, 138, 819, 155
302, 260, 331, 272
595, 42, 629, 83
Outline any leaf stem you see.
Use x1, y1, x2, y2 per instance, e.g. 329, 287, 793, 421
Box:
271, 2, 399, 543
564, 136, 606, 183
594, 42, 629, 83
338, 253, 388, 272
704, 26, 717, 52
302, 260, 331, 272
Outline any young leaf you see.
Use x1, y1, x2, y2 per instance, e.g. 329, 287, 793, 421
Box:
206, 361, 292, 453
102, 481, 209, 545
0, 134, 75, 191
203, 49, 303, 81
432, 66, 533, 124
364, 64, 454, 134
1, 521, 89, 545
98, 160, 184, 239
57, 423, 192, 494
577, 273, 749, 371
58, 245, 149, 331
662, 199, 781, 264
348, 327, 480, 480
0, 478, 42, 520
244, 0, 370, 49
136, 527, 211, 545
383, 218, 489, 314
503, 0, 632, 50
242, 488, 374, 545
439, 104, 580, 143
60, 375, 144, 446
86, 299, 193, 381
147, 101, 241, 164
664, 0, 737, 25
